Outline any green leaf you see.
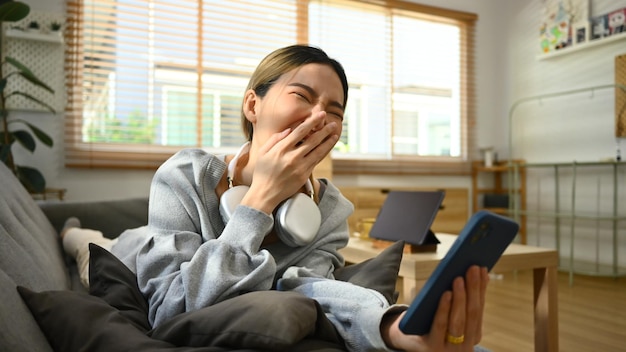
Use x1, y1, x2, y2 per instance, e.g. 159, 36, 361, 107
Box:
9, 118, 53, 147
5, 57, 54, 94
5, 56, 31, 73
18, 72, 54, 94
23, 120, 53, 147
11, 129, 36, 152
7, 91, 56, 113
16, 165, 46, 193
0, 2, 30, 22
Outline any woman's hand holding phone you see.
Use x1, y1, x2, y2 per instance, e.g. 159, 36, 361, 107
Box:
380, 266, 488, 352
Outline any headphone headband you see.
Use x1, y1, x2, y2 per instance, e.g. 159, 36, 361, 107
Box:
227, 142, 251, 188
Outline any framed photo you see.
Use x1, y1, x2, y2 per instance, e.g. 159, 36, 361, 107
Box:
607, 8, 626, 36
591, 14, 609, 40
540, 0, 590, 52
573, 21, 589, 45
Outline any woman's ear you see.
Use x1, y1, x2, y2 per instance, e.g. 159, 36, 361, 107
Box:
242, 89, 258, 123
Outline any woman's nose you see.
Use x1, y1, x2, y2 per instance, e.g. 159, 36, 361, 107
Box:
311, 104, 327, 130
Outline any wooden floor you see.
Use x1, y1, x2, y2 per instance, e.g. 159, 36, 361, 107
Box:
479, 269, 626, 352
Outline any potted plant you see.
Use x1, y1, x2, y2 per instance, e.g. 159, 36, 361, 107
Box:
0, 0, 56, 193
49, 21, 62, 34
26, 20, 39, 32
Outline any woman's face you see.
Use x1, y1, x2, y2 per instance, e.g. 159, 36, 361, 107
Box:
246, 63, 344, 145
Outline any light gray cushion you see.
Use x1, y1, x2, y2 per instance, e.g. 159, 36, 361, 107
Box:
0, 165, 69, 289
0, 162, 69, 352
0, 270, 53, 352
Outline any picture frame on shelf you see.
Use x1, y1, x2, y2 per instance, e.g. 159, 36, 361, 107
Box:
607, 8, 626, 36
572, 21, 589, 46
591, 14, 609, 40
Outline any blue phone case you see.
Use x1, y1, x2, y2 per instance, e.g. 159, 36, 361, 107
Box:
398, 210, 519, 335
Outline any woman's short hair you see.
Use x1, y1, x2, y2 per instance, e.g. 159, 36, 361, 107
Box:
241, 45, 348, 141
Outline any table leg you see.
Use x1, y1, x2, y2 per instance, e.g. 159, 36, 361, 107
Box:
533, 266, 559, 352
403, 278, 417, 304
395, 277, 424, 304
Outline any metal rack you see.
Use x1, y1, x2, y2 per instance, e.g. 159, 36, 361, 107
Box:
511, 161, 624, 284
507, 84, 626, 283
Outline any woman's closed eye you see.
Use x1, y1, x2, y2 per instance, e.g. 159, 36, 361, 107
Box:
328, 111, 344, 121
294, 91, 311, 102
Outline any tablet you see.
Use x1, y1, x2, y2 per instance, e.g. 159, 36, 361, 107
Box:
398, 210, 519, 335
368, 190, 444, 246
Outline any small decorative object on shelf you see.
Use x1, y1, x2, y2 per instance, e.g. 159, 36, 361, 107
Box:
608, 8, 626, 36
49, 21, 62, 34
479, 146, 495, 167
591, 14, 609, 40
572, 21, 589, 46
26, 20, 39, 32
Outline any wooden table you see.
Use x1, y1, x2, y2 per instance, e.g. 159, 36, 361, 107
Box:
339, 234, 559, 352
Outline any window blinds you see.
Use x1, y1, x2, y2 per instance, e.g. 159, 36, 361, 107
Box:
65, 0, 476, 173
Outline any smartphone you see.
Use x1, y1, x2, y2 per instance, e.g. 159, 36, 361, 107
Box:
398, 210, 519, 336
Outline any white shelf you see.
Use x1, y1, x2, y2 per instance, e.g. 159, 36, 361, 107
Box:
5, 29, 63, 44
537, 31, 626, 60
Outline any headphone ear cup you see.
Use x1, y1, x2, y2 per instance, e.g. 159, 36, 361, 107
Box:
275, 193, 321, 247
219, 185, 250, 224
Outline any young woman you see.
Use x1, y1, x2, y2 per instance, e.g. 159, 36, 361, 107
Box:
62, 44, 489, 352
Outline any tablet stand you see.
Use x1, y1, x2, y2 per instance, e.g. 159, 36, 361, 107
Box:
372, 229, 440, 253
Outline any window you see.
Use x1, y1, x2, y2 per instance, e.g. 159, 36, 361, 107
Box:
65, 0, 476, 173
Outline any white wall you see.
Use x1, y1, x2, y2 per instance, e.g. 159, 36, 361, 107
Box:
501, 0, 626, 270
504, 0, 626, 162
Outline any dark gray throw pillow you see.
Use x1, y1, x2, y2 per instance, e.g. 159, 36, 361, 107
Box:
148, 290, 342, 350
88, 243, 151, 331
16, 286, 209, 352
333, 240, 404, 304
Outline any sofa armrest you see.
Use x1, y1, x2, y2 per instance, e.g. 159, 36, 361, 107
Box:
39, 198, 149, 239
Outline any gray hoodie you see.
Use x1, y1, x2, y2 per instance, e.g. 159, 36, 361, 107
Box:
111, 148, 397, 351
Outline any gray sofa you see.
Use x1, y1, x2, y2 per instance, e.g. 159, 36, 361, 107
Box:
0, 162, 402, 352
0, 162, 148, 351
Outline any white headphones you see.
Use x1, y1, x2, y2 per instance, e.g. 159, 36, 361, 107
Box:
219, 142, 322, 247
